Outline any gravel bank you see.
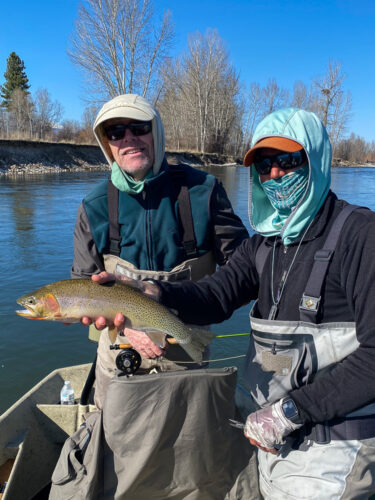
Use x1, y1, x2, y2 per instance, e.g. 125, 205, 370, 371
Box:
0, 140, 242, 176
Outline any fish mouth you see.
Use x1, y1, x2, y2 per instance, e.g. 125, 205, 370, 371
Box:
16, 302, 46, 320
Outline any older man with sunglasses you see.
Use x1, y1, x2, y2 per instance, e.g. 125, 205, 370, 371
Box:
94, 107, 375, 498
70, 94, 249, 409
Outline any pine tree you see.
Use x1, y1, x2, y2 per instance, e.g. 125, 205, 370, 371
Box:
0, 52, 30, 109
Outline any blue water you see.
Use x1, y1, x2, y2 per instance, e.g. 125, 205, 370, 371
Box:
1, 166, 374, 413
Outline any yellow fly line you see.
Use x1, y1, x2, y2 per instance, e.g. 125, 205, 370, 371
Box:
216, 333, 250, 338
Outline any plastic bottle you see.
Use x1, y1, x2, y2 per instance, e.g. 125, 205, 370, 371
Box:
60, 380, 75, 405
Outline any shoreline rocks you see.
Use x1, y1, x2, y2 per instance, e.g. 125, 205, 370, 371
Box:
0, 139, 243, 176
1, 139, 374, 176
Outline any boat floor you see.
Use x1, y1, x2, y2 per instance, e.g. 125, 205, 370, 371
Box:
0, 363, 95, 500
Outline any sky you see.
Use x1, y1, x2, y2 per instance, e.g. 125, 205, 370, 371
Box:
0, 0, 374, 142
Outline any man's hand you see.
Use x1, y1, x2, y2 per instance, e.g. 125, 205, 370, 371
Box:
80, 271, 159, 330
244, 399, 303, 454
81, 272, 165, 358
124, 328, 167, 358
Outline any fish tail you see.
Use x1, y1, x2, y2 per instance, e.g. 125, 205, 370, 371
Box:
179, 326, 215, 363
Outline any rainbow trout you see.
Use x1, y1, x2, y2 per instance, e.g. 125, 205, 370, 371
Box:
16, 279, 214, 363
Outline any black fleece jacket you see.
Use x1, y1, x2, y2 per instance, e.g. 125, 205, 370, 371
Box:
158, 191, 375, 424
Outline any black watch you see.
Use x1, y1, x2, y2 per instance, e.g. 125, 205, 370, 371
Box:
281, 398, 303, 424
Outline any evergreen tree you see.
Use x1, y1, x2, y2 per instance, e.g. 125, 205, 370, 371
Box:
0, 52, 30, 109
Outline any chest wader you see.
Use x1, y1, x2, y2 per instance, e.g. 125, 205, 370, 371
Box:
244, 204, 375, 444
50, 367, 261, 500
89, 173, 216, 409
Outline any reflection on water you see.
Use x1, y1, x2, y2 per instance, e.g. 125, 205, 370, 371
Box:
0, 167, 374, 413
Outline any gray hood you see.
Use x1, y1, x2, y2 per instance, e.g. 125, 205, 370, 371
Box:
93, 94, 165, 175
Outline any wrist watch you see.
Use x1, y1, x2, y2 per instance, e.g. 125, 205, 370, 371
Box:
281, 398, 303, 424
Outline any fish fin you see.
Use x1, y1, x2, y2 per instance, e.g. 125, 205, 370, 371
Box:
124, 328, 167, 347
144, 331, 167, 347
108, 327, 118, 344
177, 327, 216, 363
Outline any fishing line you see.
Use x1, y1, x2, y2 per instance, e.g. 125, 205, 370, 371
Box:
172, 354, 246, 365
164, 333, 250, 365
216, 333, 250, 338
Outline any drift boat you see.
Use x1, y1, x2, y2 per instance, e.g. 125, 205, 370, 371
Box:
0, 364, 96, 500
0, 358, 260, 500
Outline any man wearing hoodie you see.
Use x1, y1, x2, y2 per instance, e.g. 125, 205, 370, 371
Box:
95, 107, 375, 498
71, 94, 249, 409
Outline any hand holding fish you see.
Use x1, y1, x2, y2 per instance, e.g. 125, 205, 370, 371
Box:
16, 277, 214, 362
80, 272, 165, 358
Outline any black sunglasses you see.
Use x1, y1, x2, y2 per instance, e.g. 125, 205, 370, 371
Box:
253, 150, 307, 175
104, 121, 152, 141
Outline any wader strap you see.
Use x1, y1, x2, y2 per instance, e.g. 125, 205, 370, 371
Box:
107, 181, 121, 257
80, 353, 97, 405
255, 239, 272, 279
170, 165, 198, 259
107, 167, 198, 259
303, 415, 375, 443
299, 204, 360, 323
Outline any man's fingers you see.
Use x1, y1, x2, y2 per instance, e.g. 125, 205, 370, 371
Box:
81, 316, 92, 326
92, 271, 116, 283
248, 438, 278, 455
124, 329, 165, 358
114, 313, 126, 328
95, 316, 109, 330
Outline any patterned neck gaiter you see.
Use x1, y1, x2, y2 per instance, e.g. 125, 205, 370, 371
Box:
261, 165, 309, 229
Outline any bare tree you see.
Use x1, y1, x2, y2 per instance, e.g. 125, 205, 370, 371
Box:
242, 82, 264, 150
336, 133, 370, 163
33, 88, 63, 140
8, 88, 34, 139
263, 78, 289, 114
78, 104, 100, 143
0, 108, 11, 138
69, 0, 174, 102
313, 61, 352, 150
57, 120, 81, 142
290, 80, 320, 111
159, 29, 241, 154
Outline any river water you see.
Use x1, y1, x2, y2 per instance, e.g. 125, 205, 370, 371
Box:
1, 166, 374, 413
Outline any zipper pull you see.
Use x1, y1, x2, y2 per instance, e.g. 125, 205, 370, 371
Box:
271, 342, 277, 355
268, 304, 278, 320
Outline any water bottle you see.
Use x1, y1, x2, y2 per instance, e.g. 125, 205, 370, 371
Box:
60, 380, 75, 405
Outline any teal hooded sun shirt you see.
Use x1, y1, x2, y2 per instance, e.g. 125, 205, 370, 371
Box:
248, 108, 332, 245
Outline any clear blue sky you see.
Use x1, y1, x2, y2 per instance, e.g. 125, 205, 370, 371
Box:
1, 0, 374, 142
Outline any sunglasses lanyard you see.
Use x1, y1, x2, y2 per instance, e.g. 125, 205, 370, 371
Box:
269, 218, 314, 320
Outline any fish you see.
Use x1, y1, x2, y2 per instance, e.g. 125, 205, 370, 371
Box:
16, 279, 215, 363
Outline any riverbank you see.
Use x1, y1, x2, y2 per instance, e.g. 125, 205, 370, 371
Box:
0, 139, 242, 176
0, 139, 373, 176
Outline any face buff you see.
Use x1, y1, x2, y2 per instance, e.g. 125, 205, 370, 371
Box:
261, 165, 309, 229
111, 161, 154, 194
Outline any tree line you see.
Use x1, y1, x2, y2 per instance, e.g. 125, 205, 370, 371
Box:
1, 0, 374, 164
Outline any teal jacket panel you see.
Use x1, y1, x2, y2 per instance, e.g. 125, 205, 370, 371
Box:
83, 163, 216, 271
249, 108, 332, 245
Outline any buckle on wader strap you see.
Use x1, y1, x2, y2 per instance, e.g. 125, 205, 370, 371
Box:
299, 205, 360, 323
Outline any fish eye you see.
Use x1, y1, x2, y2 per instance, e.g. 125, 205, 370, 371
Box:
26, 297, 36, 305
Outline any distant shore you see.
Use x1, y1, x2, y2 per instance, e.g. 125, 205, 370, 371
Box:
0, 139, 373, 176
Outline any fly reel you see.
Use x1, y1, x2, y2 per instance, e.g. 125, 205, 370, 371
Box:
110, 344, 142, 375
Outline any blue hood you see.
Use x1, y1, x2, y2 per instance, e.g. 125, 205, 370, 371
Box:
248, 108, 331, 245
